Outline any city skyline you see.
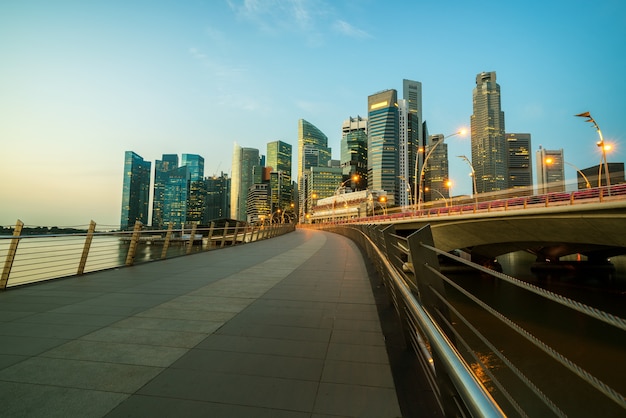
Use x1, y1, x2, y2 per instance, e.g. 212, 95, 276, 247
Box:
2, 1, 625, 227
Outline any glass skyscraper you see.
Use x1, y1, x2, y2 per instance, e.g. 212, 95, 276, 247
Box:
231, 144, 262, 221
367, 89, 399, 205
424, 134, 450, 203
120, 151, 151, 230
297, 119, 331, 215
506, 133, 533, 195
400, 79, 423, 207
267, 140, 293, 212
471, 71, 506, 193
182, 154, 205, 224
340, 116, 368, 189
152, 154, 178, 229
205, 172, 230, 222
536, 146, 565, 194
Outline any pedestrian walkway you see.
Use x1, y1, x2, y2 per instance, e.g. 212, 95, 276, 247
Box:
0, 229, 408, 417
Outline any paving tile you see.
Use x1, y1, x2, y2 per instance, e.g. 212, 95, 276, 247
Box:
195, 334, 329, 358
313, 382, 402, 418
0, 381, 127, 418
138, 368, 318, 412
0, 357, 163, 393
81, 326, 209, 348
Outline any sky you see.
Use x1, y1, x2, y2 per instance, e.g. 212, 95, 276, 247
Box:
1, 0, 625, 228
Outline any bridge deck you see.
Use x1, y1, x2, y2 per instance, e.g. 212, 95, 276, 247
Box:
0, 229, 439, 417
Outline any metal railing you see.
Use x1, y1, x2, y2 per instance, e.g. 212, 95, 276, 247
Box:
312, 223, 626, 417
1, 220, 295, 289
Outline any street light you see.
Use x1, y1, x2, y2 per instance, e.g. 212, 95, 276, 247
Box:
424, 187, 448, 207
457, 155, 477, 206
416, 129, 466, 213
575, 112, 611, 190
300, 193, 318, 223
398, 176, 413, 211
545, 158, 591, 189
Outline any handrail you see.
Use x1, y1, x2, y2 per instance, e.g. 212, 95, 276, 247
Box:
0, 221, 296, 289
314, 222, 626, 417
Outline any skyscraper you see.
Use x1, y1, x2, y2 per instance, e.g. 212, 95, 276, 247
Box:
506, 133, 533, 195
401, 79, 423, 207
205, 172, 230, 222
163, 165, 190, 228
297, 119, 331, 180
424, 134, 449, 203
267, 140, 293, 212
340, 116, 368, 188
471, 71, 506, 193
536, 146, 565, 194
152, 154, 178, 229
297, 119, 331, 214
182, 154, 205, 224
120, 151, 151, 230
231, 144, 262, 221
368, 89, 399, 205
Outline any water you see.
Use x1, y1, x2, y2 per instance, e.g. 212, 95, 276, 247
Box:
444, 251, 626, 417
0, 235, 200, 287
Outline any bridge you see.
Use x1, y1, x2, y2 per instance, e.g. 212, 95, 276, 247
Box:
1, 188, 625, 417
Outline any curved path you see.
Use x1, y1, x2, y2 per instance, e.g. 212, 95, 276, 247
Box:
0, 229, 439, 417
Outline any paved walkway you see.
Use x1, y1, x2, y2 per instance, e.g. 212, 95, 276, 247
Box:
0, 229, 420, 417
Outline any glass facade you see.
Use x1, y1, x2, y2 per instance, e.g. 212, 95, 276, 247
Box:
182, 154, 205, 224
231, 144, 262, 221
267, 140, 293, 212
506, 133, 533, 195
205, 172, 230, 222
340, 116, 368, 189
120, 151, 151, 230
152, 154, 178, 229
367, 89, 398, 205
536, 146, 565, 193
424, 134, 449, 202
471, 71, 507, 193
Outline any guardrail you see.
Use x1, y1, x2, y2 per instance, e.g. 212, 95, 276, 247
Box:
1, 220, 295, 289
313, 223, 626, 417
314, 183, 626, 224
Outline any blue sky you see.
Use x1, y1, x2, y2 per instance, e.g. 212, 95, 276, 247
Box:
1, 0, 625, 228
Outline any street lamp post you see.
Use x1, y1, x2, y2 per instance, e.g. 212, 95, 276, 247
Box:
424, 187, 448, 207
416, 129, 466, 213
545, 158, 592, 190
457, 155, 477, 207
575, 112, 611, 191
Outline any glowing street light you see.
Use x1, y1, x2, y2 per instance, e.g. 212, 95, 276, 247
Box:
545, 158, 591, 189
575, 112, 611, 190
416, 129, 466, 213
457, 155, 477, 206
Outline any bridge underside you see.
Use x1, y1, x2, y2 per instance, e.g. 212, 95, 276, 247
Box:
390, 203, 626, 262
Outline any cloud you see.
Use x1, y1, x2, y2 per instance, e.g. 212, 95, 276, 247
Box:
333, 19, 371, 39
227, 0, 324, 35
188, 47, 247, 78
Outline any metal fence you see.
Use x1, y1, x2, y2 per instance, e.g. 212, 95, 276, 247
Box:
1, 220, 295, 289
315, 223, 626, 417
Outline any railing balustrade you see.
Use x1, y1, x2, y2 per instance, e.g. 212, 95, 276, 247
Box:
0, 220, 295, 289
312, 222, 626, 417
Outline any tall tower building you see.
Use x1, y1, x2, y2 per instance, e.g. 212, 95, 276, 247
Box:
471, 71, 506, 193
340, 116, 368, 188
401, 80, 423, 207
231, 144, 262, 221
163, 165, 190, 228
506, 133, 533, 195
297, 119, 331, 214
267, 140, 293, 212
367, 89, 399, 205
182, 154, 205, 224
536, 146, 565, 194
205, 172, 230, 222
152, 154, 178, 229
424, 134, 450, 203
120, 151, 151, 230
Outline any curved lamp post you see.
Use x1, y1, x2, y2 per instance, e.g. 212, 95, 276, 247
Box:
457, 155, 478, 206
424, 187, 449, 207
575, 112, 611, 191
545, 158, 591, 189
416, 129, 466, 213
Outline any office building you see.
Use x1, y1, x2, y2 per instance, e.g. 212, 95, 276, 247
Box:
120, 151, 151, 230
306, 166, 344, 202
182, 154, 205, 224
423, 134, 449, 203
162, 165, 190, 228
246, 183, 270, 224
340, 116, 368, 189
368, 89, 399, 205
267, 140, 293, 212
506, 133, 533, 195
297, 119, 331, 214
152, 154, 179, 229
580, 163, 625, 189
231, 144, 263, 221
400, 79, 423, 207
205, 172, 230, 222
471, 71, 507, 193
536, 146, 565, 193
